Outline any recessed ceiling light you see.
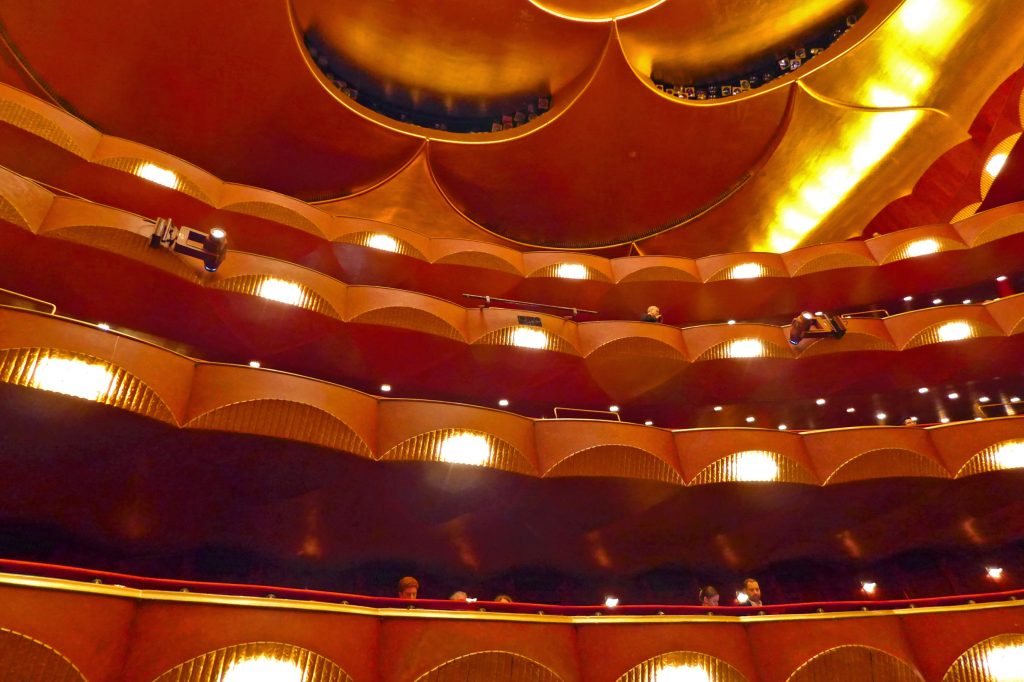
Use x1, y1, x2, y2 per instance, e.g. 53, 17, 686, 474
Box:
876, 412, 887, 421
248, 361, 261, 368
918, 387, 929, 394
940, 417, 950, 423
948, 392, 959, 400
846, 407, 856, 413
644, 420, 654, 426
932, 298, 943, 305
962, 299, 972, 304
815, 398, 826, 405
498, 398, 509, 407
608, 405, 619, 412
996, 275, 1008, 282
604, 596, 619, 608
713, 406, 723, 412
727, 319, 736, 325
979, 396, 990, 403
777, 424, 787, 430
1012, 397, 1021, 403
745, 416, 755, 423
903, 295, 913, 302
97, 323, 110, 331
380, 384, 392, 392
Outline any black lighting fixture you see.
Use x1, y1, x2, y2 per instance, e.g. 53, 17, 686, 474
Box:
149, 218, 228, 272
789, 311, 848, 345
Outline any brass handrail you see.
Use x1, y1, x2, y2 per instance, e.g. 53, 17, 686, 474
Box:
463, 294, 598, 319
0, 287, 56, 314
552, 407, 621, 421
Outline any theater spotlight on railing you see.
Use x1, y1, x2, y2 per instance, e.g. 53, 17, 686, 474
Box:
149, 218, 228, 272
789, 311, 848, 345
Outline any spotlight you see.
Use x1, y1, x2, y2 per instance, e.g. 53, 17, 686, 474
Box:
846, 407, 856, 413
644, 420, 654, 426
150, 218, 228, 272
745, 416, 755, 423
987, 567, 1004, 580
380, 384, 392, 392
713, 406, 723, 412
816, 398, 826, 405
932, 298, 943, 305
948, 392, 959, 400
498, 398, 509, 407
604, 596, 619, 608
1012, 397, 1021, 403
861, 581, 877, 595
940, 417, 950, 423
980, 396, 990, 403
996, 275, 1008, 282
248, 361, 261, 368
918, 387, 929, 394
789, 311, 847, 345
903, 295, 913, 302
876, 412, 887, 421
727, 319, 736, 325
609, 405, 619, 413
963, 299, 972, 304
777, 424, 788, 430
97, 323, 111, 331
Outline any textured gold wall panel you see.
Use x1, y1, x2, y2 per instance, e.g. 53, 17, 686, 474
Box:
473, 326, 576, 355
0, 628, 86, 682
350, 307, 463, 340
94, 157, 212, 204
414, 650, 562, 682
617, 650, 747, 682
334, 231, 427, 260
706, 263, 786, 282
942, 633, 1024, 682
951, 203, 982, 223
0, 347, 176, 423
792, 252, 877, 277
618, 266, 699, 284
825, 449, 950, 485
882, 237, 966, 265
798, 333, 896, 357
0, 194, 30, 229
787, 645, 923, 682
690, 451, 817, 486
956, 440, 1024, 478
980, 134, 1021, 198
528, 263, 612, 283
221, 201, 324, 237
212, 275, 342, 319
186, 399, 372, 457
544, 445, 683, 484
47, 225, 203, 282
903, 320, 996, 350
0, 98, 84, 156
381, 428, 535, 474
969, 216, 1024, 248
694, 339, 792, 362
434, 250, 521, 275
153, 641, 352, 682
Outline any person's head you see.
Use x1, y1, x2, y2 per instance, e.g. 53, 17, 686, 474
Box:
449, 590, 468, 601
699, 585, 719, 607
398, 576, 419, 599
647, 306, 661, 318
494, 594, 513, 603
742, 578, 761, 604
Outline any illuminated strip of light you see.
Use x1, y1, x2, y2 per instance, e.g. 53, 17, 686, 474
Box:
511, 326, 548, 349
30, 357, 113, 401
936, 321, 972, 342
257, 278, 304, 306
556, 263, 588, 280
728, 338, 764, 358
222, 658, 303, 682
367, 233, 399, 252
734, 451, 780, 482
655, 664, 710, 682
439, 432, 491, 466
986, 153, 1008, 177
136, 163, 177, 188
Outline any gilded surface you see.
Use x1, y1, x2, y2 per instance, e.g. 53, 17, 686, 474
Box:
0, 628, 86, 682
617, 650, 748, 682
942, 633, 1024, 682
212, 275, 342, 319
544, 444, 683, 484
153, 641, 352, 682
825, 448, 949, 485
381, 428, 536, 475
414, 650, 563, 682
786, 645, 923, 682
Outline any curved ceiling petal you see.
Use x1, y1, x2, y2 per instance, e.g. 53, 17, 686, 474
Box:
528, 0, 667, 22
429, 32, 792, 248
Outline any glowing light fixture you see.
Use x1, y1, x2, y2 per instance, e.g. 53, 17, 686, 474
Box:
380, 384, 392, 392
777, 424, 788, 430
655, 665, 711, 682
876, 412, 887, 421
608, 405, 620, 413
992, 442, 1024, 470
903, 296, 914, 302
996, 275, 1008, 282
932, 298, 943, 305
861, 581, 877, 594
511, 326, 548, 349
556, 263, 587, 280
937, 321, 972, 342
210, 227, 227, 240
257, 278, 303, 306
727, 319, 736, 325
987, 567, 1004, 579
30, 357, 113, 401
713, 406, 723, 412
986, 153, 1008, 177
604, 596, 619, 608
985, 644, 1024, 681
1012, 397, 1021, 403
940, 417, 950, 423
367, 233, 399, 252
980, 396, 990, 403
248, 361, 261, 368
222, 657, 303, 682
918, 387, 929, 394
728, 338, 764, 358
734, 451, 780, 482
846, 407, 856, 413
136, 163, 177, 188
815, 398, 826, 405
97, 323, 110, 331
644, 420, 654, 426
498, 399, 509, 407
948, 392, 960, 400
439, 432, 491, 466
745, 416, 756, 423
729, 262, 762, 279
736, 592, 750, 604
905, 239, 940, 258
963, 299, 972, 304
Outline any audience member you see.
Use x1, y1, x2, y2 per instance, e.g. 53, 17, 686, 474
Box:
494, 594, 513, 603
643, 306, 663, 323
397, 576, 419, 599
699, 585, 719, 607
449, 591, 468, 601
740, 578, 763, 606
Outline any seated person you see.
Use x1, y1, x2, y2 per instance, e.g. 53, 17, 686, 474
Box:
493, 594, 513, 603
738, 578, 763, 606
449, 591, 468, 601
397, 576, 419, 600
643, 306, 663, 323
699, 585, 719, 607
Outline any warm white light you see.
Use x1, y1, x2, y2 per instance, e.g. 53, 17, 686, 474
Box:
608, 405, 620, 413
992, 442, 1024, 470
876, 412, 887, 421
1012, 397, 1021, 403
31, 357, 113, 401
846, 407, 856, 413
745, 416, 756, 423
948, 392, 960, 400
604, 596, 619, 608
257, 278, 303, 306
905, 239, 940, 258
963, 299, 972, 305
556, 263, 588, 280
655, 665, 711, 682
210, 227, 227, 239
728, 338, 764, 358
777, 424, 788, 430
439, 433, 491, 466
996, 275, 1008, 282
367, 233, 399, 252
727, 319, 736, 325
932, 298, 943, 305
730, 262, 763, 279
222, 657, 303, 682
940, 417, 950, 423
937, 321, 972, 342
986, 152, 1008, 177
736, 592, 750, 604
97, 323, 111, 331
644, 420, 654, 426
713, 406, 723, 412
249, 361, 261, 368
498, 398, 509, 407
985, 644, 1024, 682
903, 295, 914, 302
815, 398, 826, 405
980, 396, 990, 403
918, 387, 929, 394
987, 567, 1004, 579
511, 327, 548, 349
861, 581, 877, 594
734, 451, 780, 482
380, 384, 391, 392
136, 163, 177, 188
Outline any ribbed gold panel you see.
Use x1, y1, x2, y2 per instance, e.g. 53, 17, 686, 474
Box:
981, 134, 1021, 198
212, 275, 341, 319
970, 216, 1024, 247
221, 201, 324, 237
587, 337, 687, 364
799, 333, 897, 357
47, 225, 203, 282
618, 266, 699, 284
0, 347, 176, 423
787, 645, 923, 682
381, 429, 535, 475
881, 237, 965, 265
792, 252, 877, 276
434, 251, 521, 275
473, 327, 576, 355
0, 98, 84, 156
1011, 317, 1024, 337
942, 633, 1024, 682
617, 650, 748, 682
528, 263, 612, 283
955, 440, 1024, 478
690, 451, 817, 486
186, 399, 372, 457
951, 203, 982, 224
706, 262, 787, 282
825, 449, 950, 485
0, 195, 30, 229
153, 641, 352, 682
414, 651, 562, 682
350, 307, 463, 340
334, 231, 427, 260
903, 320, 995, 349
94, 157, 212, 204
0, 628, 86, 682
694, 339, 792, 362
544, 445, 683, 484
